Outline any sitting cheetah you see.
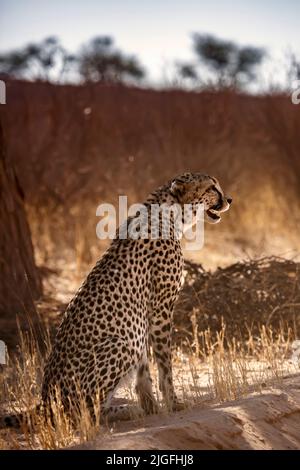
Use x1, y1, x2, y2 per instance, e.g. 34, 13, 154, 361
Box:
3, 172, 231, 426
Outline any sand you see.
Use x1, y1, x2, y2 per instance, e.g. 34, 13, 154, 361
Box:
74, 374, 300, 450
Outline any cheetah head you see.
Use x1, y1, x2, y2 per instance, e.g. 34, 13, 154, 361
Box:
170, 172, 232, 224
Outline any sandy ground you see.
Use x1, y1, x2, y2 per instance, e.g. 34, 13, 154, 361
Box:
73, 374, 300, 450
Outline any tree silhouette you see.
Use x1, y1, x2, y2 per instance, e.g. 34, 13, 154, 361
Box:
78, 36, 145, 84
177, 63, 198, 81
287, 52, 300, 86
192, 33, 265, 88
0, 37, 76, 82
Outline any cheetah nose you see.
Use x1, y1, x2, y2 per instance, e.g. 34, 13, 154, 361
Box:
227, 197, 232, 205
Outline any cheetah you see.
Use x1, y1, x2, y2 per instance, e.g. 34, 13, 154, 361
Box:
2, 172, 231, 426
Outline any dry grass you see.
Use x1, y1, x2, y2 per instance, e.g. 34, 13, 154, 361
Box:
170, 321, 299, 407
0, 323, 102, 449
1, 317, 299, 449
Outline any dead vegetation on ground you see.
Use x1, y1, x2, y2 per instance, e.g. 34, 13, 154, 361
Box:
175, 256, 300, 348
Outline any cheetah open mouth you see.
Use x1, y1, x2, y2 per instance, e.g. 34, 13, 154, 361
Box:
206, 209, 221, 223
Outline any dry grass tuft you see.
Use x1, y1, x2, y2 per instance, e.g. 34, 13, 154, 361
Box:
169, 320, 299, 407
1, 324, 102, 449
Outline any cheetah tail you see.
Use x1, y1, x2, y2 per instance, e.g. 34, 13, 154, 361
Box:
0, 404, 43, 429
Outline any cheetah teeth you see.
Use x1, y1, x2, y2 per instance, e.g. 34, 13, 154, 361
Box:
206, 209, 221, 221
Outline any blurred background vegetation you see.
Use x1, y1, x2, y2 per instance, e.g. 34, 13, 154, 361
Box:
1, 32, 299, 270
0, 32, 299, 88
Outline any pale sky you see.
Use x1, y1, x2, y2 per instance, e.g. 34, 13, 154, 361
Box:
0, 0, 299, 85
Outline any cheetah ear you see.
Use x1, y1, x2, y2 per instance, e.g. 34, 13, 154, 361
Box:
170, 179, 186, 199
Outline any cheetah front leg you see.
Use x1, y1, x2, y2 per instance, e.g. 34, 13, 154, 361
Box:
135, 360, 159, 415
150, 311, 184, 412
